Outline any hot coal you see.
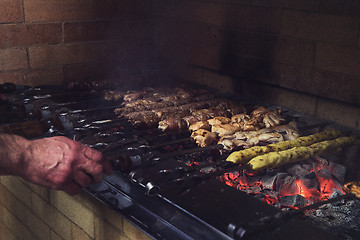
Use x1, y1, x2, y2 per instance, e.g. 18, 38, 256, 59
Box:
279, 195, 307, 209
220, 157, 347, 209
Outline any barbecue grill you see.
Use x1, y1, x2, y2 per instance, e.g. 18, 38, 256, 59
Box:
0, 81, 359, 240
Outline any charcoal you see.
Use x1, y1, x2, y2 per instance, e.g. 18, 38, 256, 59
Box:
329, 162, 346, 184
276, 175, 299, 196
279, 195, 307, 208
241, 185, 262, 194
298, 172, 320, 191
259, 172, 279, 189
305, 199, 360, 239
287, 164, 311, 177
316, 168, 333, 180
317, 168, 344, 196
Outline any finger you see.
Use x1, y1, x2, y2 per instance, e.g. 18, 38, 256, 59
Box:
83, 147, 103, 162
102, 158, 113, 175
79, 162, 104, 183
73, 171, 92, 188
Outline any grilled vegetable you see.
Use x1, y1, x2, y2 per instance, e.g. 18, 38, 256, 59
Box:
248, 136, 358, 171
343, 181, 360, 199
226, 129, 342, 164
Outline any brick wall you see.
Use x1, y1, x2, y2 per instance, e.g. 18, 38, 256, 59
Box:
0, 0, 152, 239
148, 0, 360, 129
0, 176, 151, 240
0, 0, 153, 86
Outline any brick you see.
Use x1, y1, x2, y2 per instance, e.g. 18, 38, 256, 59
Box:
251, 0, 282, 8
29, 43, 106, 68
281, 0, 320, 11
103, 222, 128, 240
0, 176, 32, 209
32, 192, 72, 240
0, 220, 17, 240
172, 1, 226, 27
94, 0, 124, 19
272, 37, 315, 67
0, 23, 62, 48
50, 190, 95, 238
24, 0, 93, 22
316, 43, 360, 76
319, 0, 344, 14
169, 62, 204, 85
16, 202, 51, 240
25, 67, 64, 86
281, 11, 359, 45
123, 219, 151, 240
63, 62, 107, 83
0, 0, 24, 23
0, 182, 50, 240
203, 68, 236, 93
20, 179, 49, 201
0, 71, 26, 85
275, 64, 314, 92
344, 0, 360, 16
259, 84, 318, 115
2, 207, 37, 240
312, 70, 360, 105
72, 223, 92, 240
64, 21, 111, 43
94, 217, 105, 240
102, 205, 124, 231
171, 2, 282, 33
72, 191, 104, 216
50, 230, 65, 240
316, 98, 360, 129
0, 47, 27, 71
94, 0, 150, 19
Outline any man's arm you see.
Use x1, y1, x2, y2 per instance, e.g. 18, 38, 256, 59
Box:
0, 134, 112, 195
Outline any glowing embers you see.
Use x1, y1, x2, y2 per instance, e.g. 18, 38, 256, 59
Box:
220, 157, 346, 209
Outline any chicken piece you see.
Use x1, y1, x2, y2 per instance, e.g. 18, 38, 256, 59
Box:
189, 121, 211, 132
272, 120, 299, 140
207, 116, 231, 126
262, 109, 285, 128
247, 132, 284, 145
103, 90, 123, 101
211, 123, 242, 137
191, 129, 218, 147
231, 113, 250, 124
251, 106, 268, 116
219, 135, 252, 150
243, 117, 264, 131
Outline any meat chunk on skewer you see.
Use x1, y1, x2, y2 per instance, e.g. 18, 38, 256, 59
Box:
190, 129, 218, 147
189, 121, 211, 132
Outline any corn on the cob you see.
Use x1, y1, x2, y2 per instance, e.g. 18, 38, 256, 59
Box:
226, 129, 341, 164
248, 136, 358, 171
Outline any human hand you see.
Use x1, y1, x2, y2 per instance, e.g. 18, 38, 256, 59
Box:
21, 136, 113, 195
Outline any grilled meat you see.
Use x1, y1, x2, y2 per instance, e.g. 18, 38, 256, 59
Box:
190, 129, 218, 147
208, 116, 231, 125
189, 121, 211, 132
103, 90, 123, 101
211, 123, 242, 137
